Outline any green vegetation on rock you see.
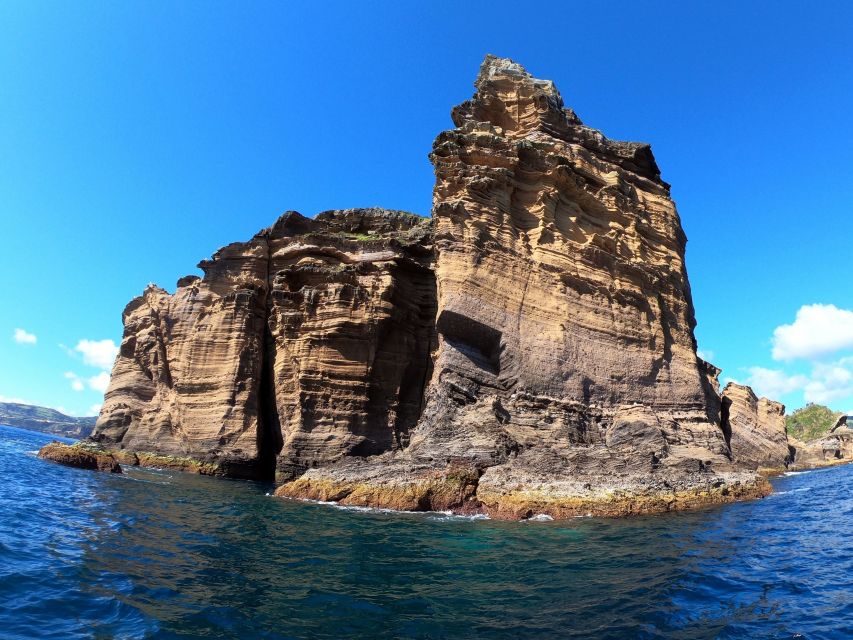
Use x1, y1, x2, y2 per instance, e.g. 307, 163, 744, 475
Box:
786, 403, 844, 441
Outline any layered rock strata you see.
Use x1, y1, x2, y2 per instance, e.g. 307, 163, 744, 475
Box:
721, 383, 790, 472
88, 209, 434, 481
277, 56, 766, 516
789, 428, 853, 469
58, 56, 844, 519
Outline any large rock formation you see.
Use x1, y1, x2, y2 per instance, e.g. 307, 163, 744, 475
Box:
277, 56, 765, 516
89, 209, 434, 480
62, 55, 838, 518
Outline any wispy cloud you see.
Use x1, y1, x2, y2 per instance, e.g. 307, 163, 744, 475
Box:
88, 403, 102, 416
87, 372, 111, 393
13, 328, 37, 345
74, 339, 119, 370
64, 372, 85, 392
743, 367, 809, 399
738, 304, 853, 409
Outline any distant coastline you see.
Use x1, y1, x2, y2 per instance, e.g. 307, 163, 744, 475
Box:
0, 402, 95, 439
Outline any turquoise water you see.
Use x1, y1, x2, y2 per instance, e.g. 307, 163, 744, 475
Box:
2, 424, 852, 639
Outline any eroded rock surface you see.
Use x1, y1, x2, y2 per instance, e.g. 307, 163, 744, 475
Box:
722, 383, 790, 471
38, 442, 122, 473
82, 56, 830, 519
90, 209, 434, 480
277, 55, 762, 516
789, 428, 853, 469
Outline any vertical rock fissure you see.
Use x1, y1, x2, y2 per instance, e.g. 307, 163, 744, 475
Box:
256, 237, 283, 481
720, 395, 733, 452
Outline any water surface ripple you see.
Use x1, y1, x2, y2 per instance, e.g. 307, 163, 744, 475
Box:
2, 425, 851, 639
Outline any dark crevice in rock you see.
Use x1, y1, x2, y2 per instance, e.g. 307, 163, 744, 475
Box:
257, 322, 284, 481
256, 240, 283, 481
720, 395, 733, 452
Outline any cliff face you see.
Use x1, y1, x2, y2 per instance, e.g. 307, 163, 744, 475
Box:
75, 56, 817, 518
420, 55, 725, 461
91, 209, 434, 479
277, 57, 765, 517
721, 383, 789, 471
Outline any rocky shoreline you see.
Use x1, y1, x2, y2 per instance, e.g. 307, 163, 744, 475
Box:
38, 56, 853, 520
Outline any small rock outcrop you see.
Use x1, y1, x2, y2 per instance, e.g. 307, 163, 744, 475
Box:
722, 383, 789, 471
789, 427, 853, 469
69, 55, 845, 518
37, 442, 122, 473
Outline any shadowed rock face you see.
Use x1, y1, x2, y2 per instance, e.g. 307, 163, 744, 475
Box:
789, 427, 853, 469
90, 209, 435, 480
83, 56, 808, 518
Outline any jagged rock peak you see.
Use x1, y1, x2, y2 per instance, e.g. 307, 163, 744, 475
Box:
451, 55, 663, 184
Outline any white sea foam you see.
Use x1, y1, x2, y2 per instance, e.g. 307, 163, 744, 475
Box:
525, 514, 554, 522
772, 486, 812, 497
427, 512, 491, 521
289, 497, 491, 519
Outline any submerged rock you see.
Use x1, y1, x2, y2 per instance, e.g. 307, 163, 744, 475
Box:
37, 442, 122, 473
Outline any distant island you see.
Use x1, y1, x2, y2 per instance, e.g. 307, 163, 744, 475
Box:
0, 402, 96, 439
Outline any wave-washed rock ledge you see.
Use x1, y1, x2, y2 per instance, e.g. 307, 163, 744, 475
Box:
274, 462, 772, 520
38, 442, 122, 474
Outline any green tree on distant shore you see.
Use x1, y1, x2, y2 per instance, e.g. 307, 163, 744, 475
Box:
786, 404, 844, 441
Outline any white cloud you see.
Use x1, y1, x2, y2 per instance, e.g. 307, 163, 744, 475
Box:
87, 372, 111, 393
742, 358, 853, 408
803, 362, 853, 404
64, 372, 85, 392
744, 367, 809, 399
13, 328, 37, 345
88, 403, 102, 416
75, 339, 119, 370
697, 349, 715, 362
772, 304, 853, 361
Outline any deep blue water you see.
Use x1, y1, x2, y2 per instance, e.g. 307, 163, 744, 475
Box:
2, 424, 852, 639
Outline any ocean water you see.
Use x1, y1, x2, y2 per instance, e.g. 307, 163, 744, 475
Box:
2, 424, 852, 640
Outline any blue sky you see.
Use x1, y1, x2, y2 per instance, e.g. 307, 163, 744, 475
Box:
1, 1, 852, 416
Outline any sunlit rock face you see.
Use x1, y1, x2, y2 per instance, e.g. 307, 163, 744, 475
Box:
414, 54, 726, 462
90, 209, 435, 480
89, 56, 798, 518
277, 56, 767, 517
722, 383, 790, 471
